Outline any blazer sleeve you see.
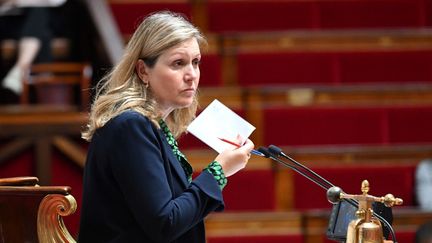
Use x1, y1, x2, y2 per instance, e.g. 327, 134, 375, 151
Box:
105, 112, 223, 242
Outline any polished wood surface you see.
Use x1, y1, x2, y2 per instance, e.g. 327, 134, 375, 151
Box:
205, 211, 303, 237
0, 176, 39, 186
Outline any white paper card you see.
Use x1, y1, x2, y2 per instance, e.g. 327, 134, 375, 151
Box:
187, 99, 256, 153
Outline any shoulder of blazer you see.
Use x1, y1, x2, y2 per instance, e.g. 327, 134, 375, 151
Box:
91, 110, 161, 150
100, 110, 189, 189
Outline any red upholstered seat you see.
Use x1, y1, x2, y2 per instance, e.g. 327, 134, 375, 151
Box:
263, 106, 385, 146
193, 169, 276, 211
222, 169, 276, 211
263, 105, 432, 146
0, 151, 33, 179
207, 1, 316, 32
394, 230, 416, 243
318, 0, 429, 29
388, 106, 432, 144
238, 50, 432, 86
200, 54, 223, 87
238, 52, 337, 86
207, 0, 431, 32
339, 51, 432, 84
110, 2, 192, 35
178, 133, 207, 149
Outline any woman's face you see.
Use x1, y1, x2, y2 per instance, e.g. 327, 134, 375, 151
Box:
138, 37, 201, 117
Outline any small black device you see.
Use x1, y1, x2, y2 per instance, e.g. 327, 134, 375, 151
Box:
327, 200, 358, 242
327, 200, 393, 242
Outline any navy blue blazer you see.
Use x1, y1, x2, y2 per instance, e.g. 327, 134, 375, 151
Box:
78, 110, 224, 243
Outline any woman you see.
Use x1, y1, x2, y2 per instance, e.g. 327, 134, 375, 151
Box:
78, 11, 254, 243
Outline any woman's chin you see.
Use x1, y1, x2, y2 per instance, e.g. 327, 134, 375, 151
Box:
177, 98, 194, 109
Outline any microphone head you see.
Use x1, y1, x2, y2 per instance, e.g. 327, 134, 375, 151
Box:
257, 147, 272, 158
327, 186, 343, 204
268, 145, 282, 156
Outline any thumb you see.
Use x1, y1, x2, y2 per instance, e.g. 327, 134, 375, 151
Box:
239, 139, 254, 152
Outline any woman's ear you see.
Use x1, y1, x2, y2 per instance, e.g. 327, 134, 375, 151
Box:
135, 59, 149, 83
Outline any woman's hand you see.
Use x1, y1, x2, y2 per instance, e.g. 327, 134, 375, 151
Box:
215, 139, 254, 177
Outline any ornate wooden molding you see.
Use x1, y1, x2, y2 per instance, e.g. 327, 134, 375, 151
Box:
37, 194, 77, 243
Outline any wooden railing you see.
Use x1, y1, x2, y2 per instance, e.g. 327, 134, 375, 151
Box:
0, 105, 88, 185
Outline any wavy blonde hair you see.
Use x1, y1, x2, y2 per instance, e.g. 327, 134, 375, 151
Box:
82, 11, 206, 141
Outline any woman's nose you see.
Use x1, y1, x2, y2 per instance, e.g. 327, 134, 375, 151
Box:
185, 64, 199, 81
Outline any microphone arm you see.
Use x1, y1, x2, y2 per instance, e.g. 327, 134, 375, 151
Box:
257, 147, 330, 191
264, 145, 398, 243
268, 145, 335, 190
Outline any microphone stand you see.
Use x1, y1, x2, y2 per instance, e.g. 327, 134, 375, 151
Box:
258, 145, 398, 243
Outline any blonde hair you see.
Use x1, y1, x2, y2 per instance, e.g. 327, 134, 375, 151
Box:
82, 11, 206, 141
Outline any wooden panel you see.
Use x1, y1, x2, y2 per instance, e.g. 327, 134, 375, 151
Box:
223, 29, 432, 53
275, 144, 432, 165
197, 87, 244, 109
205, 211, 303, 236
246, 84, 432, 107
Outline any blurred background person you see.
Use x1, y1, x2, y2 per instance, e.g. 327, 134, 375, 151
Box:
416, 158, 432, 211
0, 0, 67, 96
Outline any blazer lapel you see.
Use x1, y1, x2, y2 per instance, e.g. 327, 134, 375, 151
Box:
158, 130, 189, 189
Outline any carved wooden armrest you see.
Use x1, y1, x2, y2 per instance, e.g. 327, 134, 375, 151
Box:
0, 181, 77, 243
38, 193, 77, 243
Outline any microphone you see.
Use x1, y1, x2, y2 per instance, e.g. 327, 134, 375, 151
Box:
257, 147, 330, 191
263, 145, 397, 243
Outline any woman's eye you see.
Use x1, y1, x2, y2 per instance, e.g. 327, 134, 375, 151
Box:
172, 60, 184, 67
193, 59, 201, 66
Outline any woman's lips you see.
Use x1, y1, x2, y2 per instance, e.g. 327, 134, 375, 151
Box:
182, 88, 195, 96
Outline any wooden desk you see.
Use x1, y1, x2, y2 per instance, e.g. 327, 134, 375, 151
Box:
0, 105, 88, 185
205, 211, 303, 237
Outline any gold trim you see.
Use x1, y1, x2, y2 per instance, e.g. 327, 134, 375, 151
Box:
37, 194, 77, 243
